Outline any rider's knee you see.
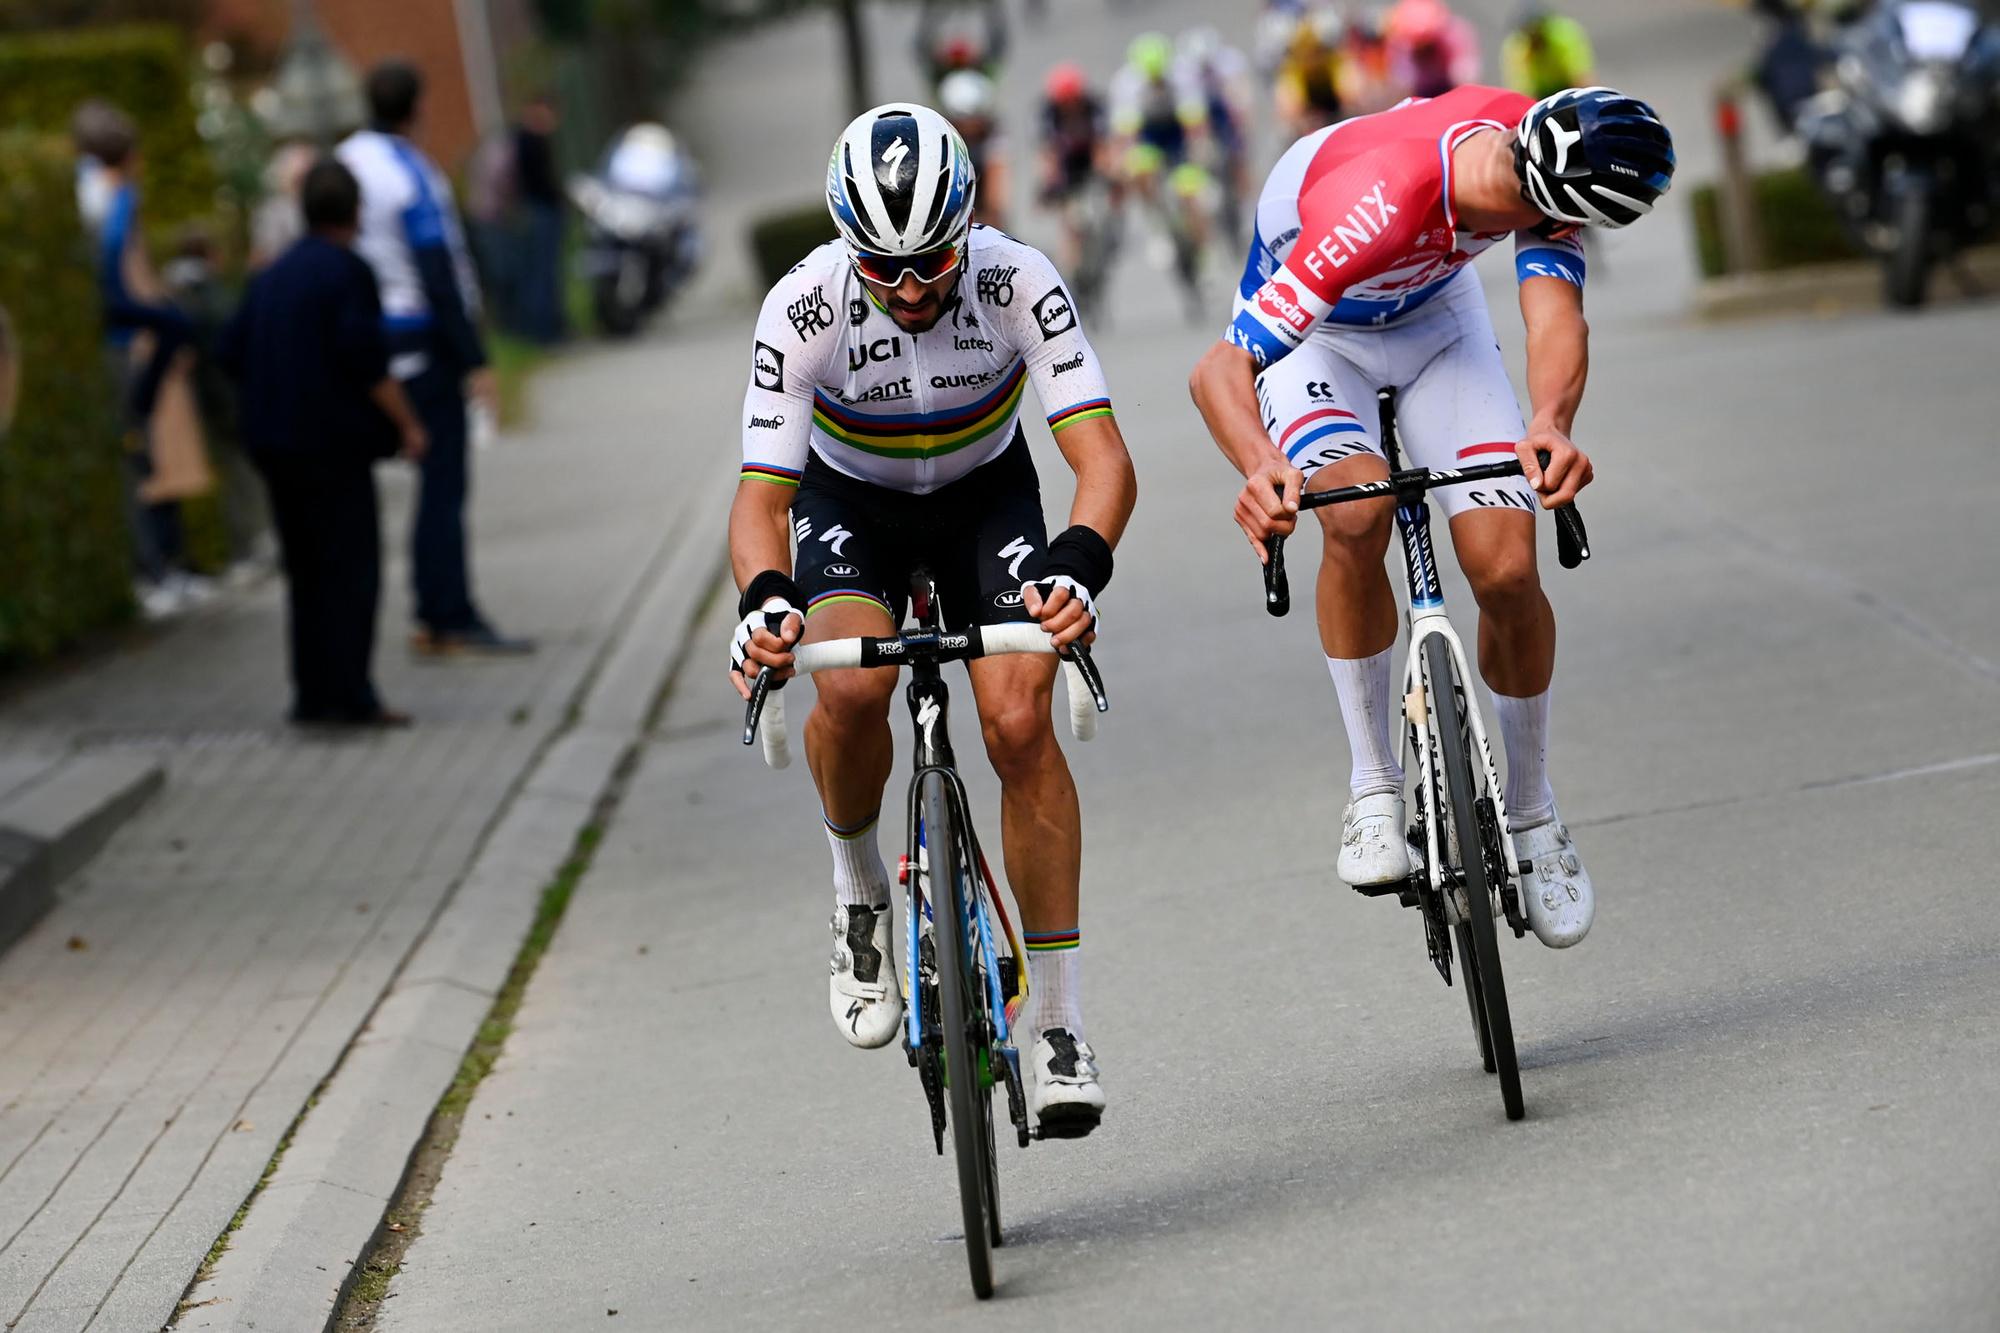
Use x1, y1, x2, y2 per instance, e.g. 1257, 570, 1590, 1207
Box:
1464, 546, 1542, 614
811, 667, 896, 731
980, 696, 1057, 777
1317, 498, 1395, 556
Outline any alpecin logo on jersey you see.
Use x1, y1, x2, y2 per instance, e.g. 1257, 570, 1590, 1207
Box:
1032, 287, 1076, 339
788, 284, 835, 341
752, 341, 785, 392
1301, 180, 1399, 280
1256, 281, 1315, 339
975, 265, 1017, 306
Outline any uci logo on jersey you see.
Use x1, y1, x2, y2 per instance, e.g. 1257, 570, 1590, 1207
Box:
849, 336, 903, 371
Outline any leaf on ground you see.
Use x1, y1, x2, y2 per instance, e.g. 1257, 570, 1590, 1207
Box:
386, 1222, 405, 1232
66, 935, 87, 951
233, 1119, 254, 1132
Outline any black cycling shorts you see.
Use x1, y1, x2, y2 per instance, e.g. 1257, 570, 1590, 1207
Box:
790, 431, 1051, 632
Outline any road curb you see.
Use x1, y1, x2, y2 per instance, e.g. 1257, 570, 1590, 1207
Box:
179, 484, 731, 1332
1694, 245, 2000, 321
0, 752, 164, 953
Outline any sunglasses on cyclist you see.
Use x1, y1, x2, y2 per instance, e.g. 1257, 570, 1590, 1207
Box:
850, 244, 964, 287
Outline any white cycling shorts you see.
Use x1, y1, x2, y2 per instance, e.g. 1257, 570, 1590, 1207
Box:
1254, 267, 1539, 520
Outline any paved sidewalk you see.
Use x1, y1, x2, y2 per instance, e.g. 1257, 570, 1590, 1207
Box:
0, 331, 701, 1331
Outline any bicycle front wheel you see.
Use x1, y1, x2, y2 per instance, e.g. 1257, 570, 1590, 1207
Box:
1424, 635, 1524, 1121
923, 773, 997, 1297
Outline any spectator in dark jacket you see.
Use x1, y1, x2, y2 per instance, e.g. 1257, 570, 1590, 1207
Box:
512, 94, 567, 345
219, 160, 428, 729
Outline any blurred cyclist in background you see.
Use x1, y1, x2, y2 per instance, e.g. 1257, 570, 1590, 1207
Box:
939, 68, 1009, 230
1385, 0, 1481, 97
1275, 7, 1349, 138
1339, 7, 1407, 117
1178, 25, 1255, 239
917, 0, 1008, 93
1502, 5, 1597, 100
1038, 61, 1118, 300
1110, 31, 1213, 310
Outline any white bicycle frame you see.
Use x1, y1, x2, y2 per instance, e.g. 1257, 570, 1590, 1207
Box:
1401, 605, 1524, 925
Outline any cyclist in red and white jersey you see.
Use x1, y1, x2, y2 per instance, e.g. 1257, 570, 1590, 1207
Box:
1190, 86, 1673, 948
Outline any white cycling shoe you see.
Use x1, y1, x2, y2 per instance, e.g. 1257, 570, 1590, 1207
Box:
1025, 1028, 1104, 1138
1516, 813, 1594, 948
829, 903, 903, 1048
1338, 791, 1412, 887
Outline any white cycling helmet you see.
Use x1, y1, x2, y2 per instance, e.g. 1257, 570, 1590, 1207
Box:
938, 68, 997, 121
825, 103, 978, 256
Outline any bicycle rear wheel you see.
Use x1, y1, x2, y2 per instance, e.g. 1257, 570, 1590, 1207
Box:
923, 773, 997, 1297
1424, 636, 1524, 1121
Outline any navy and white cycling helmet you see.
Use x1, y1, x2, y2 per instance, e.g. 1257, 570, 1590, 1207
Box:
825, 103, 977, 256
1514, 87, 1675, 228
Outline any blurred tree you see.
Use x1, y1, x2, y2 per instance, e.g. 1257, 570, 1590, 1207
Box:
0, 0, 202, 31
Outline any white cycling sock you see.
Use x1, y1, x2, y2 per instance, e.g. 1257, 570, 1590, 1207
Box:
825, 812, 890, 909
1328, 649, 1403, 798
1023, 932, 1083, 1041
1492, 688, 1557, 828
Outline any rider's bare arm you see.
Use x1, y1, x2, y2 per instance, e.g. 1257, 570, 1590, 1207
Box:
1517, 269, 1593, 507
1189, 342, 1298, 562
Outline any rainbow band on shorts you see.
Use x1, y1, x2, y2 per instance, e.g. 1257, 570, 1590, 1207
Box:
1047, 399, 1113, 433
807, 588, 891, 618
741, 463, 802, 488
1023, 928, 1080, 952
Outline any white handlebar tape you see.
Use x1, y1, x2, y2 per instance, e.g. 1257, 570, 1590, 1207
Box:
1063, 660, 1098, 743
792, 640, 864, 673
759, 689, 791, 769
977, 622, 1053, 656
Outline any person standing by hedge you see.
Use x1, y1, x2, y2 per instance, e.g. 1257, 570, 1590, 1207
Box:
219, 160, 426, 729
72, 99, 210, 617
338, 60, 534, 658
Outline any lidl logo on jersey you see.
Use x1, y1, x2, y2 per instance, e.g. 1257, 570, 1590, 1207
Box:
753, 341, 785, 392
1032, 288, 1076, 340
1256, 281, 1315, 339
1300, 180, 1399, 280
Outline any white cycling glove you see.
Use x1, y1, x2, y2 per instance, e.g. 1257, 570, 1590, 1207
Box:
1022, 526, 1114, 637
1020, 574, 1097, 633
731, 571, 804, 681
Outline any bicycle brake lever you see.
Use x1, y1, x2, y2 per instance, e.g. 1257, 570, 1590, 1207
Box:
1264, 532, 1290, 617
1064, 642, 1110, 713
1532, 449, 1591, 570
741, 667, 772, 746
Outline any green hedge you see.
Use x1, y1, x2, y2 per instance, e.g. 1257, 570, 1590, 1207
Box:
1689, 166, 1863, 279
749, 204, 839, 287
0, 134, 131, 666
0, 25, 215, 231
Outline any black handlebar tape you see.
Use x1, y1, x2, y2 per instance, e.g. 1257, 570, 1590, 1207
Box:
1532, 449, 1591, 569
1555, 505, 1590, 569
1264, 533, 1290, 617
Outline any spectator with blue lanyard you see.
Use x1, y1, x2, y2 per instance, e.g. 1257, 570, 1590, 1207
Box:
338, 61, 534, 657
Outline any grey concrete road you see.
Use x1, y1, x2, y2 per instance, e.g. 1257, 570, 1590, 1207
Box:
380, 2, 2000, 1329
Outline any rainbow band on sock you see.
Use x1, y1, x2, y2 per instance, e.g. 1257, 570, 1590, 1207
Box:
824, 810, 879, 839
1023, 928, 1080, 952
740, 463, 802, 488
1047, 399, 1113, 433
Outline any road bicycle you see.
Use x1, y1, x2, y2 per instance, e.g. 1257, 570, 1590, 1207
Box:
742, 574, 1108, 1298
1260, 388, 1589, 1121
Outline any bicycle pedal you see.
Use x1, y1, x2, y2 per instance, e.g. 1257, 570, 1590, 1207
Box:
1349, 878, 1406, 899
1032, 1106, 1102, 1141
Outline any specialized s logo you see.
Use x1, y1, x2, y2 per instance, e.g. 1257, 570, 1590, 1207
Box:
787, 284, 835, 341
752, 341, 785, 392
1032, 287, 1076, 340
1301, 180, 1399, 280
1256, 281, 1315, 339
975, 265, 1017, 306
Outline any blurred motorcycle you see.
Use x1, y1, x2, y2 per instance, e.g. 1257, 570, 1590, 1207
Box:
1799, 0, 2000, 307
571, 124, 701, 337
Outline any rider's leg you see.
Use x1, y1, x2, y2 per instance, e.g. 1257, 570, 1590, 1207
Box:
1259, 336, 1412, 883
1445, 509, 1556, 826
